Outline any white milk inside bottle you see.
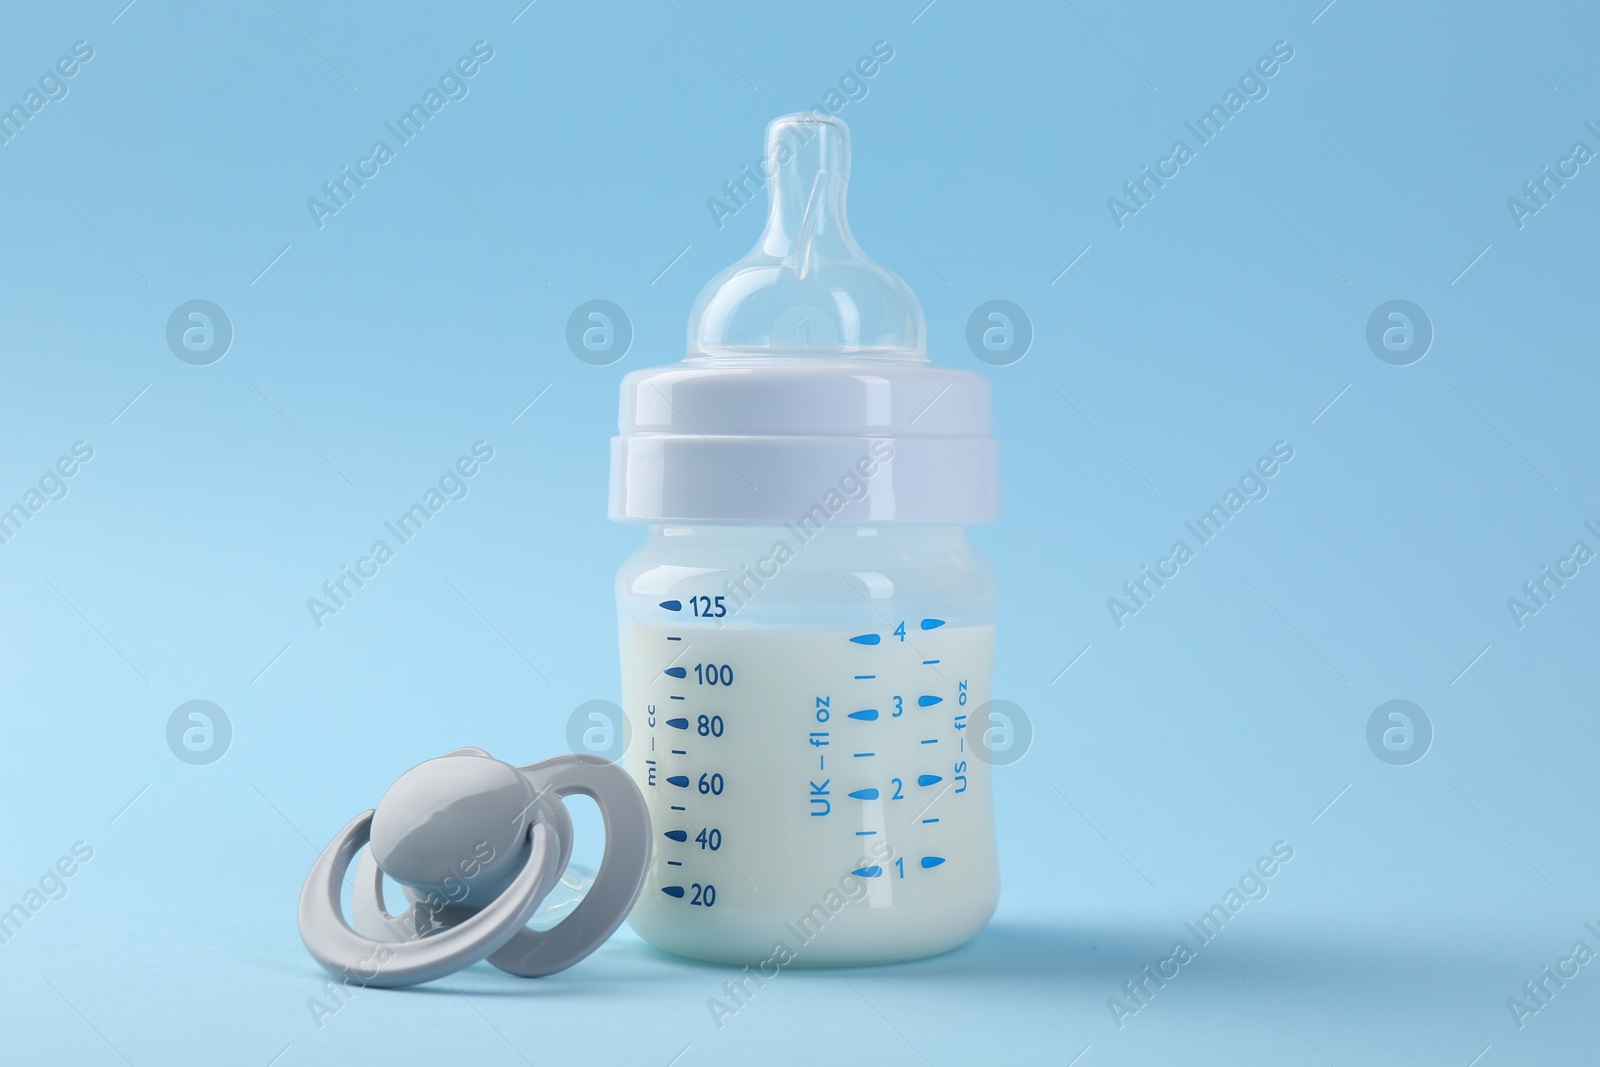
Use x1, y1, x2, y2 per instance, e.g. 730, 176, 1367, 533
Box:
609, 113, 1001, 965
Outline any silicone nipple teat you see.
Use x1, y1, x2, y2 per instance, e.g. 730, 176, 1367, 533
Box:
689, 113, 925, 362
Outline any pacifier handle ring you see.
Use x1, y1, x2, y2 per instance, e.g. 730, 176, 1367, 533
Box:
485, 754, 651, 978
296, 809, 559, 988
354, 781, 574, 939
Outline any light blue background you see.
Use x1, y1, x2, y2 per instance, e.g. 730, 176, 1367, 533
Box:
1, 1, 1596, 1064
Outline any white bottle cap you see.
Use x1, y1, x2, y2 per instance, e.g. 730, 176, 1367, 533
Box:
610, 114, 998, 525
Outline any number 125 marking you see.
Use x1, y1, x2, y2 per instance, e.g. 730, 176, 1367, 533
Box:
691, 596, 726, 618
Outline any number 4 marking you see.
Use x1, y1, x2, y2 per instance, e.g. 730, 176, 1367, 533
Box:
894, 621, 906, 642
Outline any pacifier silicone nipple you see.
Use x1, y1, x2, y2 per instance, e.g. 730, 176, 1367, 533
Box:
527, 863, 595, 931
689, 113, 925, 362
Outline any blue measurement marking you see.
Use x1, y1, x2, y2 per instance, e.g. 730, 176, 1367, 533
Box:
850, 633, 881, 645
853, 752, 875, 759
660, 600, 682, 612
666, 775, 690, 788
667, 717, 689, 729
661, 885, 685, 898
665, 667, 687, 679
918, 695, 942, 707
854, 674, 876, 680
670, 695, 685, 701
663, 830, 688, 842
848, 788, 880, 800
670, 805, 685, 811
848, 708, 879, 721
921, 856, 946, 868
921, 738, 938, 744
852, 866, 884, 878
923, 659, 939, 665
917, 774, 943, 786
921, 818, 939, 824
672, 749, 686, 755
667, 636, 682, 642
855, 830, 876, 836
921, 618, 945, 630
668, 860, 682, 866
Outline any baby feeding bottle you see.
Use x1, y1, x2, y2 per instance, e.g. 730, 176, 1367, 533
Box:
609, 113, 1000, 965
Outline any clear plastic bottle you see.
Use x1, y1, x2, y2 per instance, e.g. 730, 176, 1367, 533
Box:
609, 114, 1001, 965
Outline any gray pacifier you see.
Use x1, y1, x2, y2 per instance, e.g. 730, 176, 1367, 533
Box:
297, 748, 649, 988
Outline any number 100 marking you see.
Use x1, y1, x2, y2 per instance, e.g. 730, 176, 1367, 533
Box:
694, 663, 733, 686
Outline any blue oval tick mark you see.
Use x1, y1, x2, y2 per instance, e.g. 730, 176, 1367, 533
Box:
918, 695, 942, 707
848, 709, 879, 721
667, 717, 688, 729
921, 856, 946, 868
665, 667, 687, 678
664, 830, 688, 842
660, 600, 682, 611
667, 775, 689, 788
848, 788, 880, 800
852, 866, 883, 878
662, 885, 685, 898
920, 618, 945, 630
917, 774, 943, 786
850, 633, 880, 645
